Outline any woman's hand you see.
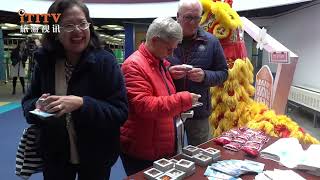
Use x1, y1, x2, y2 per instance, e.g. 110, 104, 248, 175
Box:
42, 95, 84, 117
190, 93, 201, 105
168, 65, 188, 79
35, 93, 50, 111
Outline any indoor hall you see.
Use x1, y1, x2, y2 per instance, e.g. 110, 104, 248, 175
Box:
1, 0, 320, 179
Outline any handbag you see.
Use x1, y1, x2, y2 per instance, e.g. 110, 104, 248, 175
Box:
15, 125, 43, 179
159, 61, 193, 154
175, 115, 185, 154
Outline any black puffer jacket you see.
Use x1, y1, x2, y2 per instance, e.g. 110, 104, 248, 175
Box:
21, 48, 128, 166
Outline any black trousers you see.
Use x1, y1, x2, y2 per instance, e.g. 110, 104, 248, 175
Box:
120, 153, 153, 176
12, 77, 25, 93
43, 161, 111, 180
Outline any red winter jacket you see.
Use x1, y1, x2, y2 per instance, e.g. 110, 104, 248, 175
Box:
120, 44, 192, 160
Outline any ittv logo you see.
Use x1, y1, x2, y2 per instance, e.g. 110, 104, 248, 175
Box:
18, 9, 62, 34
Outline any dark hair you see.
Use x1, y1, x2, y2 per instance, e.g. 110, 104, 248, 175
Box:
42, 0, 101, 57
16, 40, 26, 50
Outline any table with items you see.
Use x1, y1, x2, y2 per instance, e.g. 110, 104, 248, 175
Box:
128, 127, 317, 180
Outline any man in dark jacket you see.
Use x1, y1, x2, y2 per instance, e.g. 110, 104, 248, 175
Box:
168, 0, 228, 146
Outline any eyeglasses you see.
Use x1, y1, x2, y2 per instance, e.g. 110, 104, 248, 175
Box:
158, 38, 177, 52
61, 22, 91, 32
183, 15, 201, 22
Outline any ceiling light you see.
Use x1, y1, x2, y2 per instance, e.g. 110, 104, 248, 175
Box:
114, 33, 125, 39
104, 25, 118, 28
1, 23, 20, 30
28, 33, 43, 37
8, 33, 26, 37
4, 23, 19, 28
101, 24, 124, 31
113, 27, 124, 31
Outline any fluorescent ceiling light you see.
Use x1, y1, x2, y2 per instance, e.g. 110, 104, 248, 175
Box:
101, 25, 124, 31
27, 33, 43, 37
105, 25, 118, 28
8, 33, 26, 37
114, 33, 125, 39
1, 23, 20, 30
94, 26, 101, 30
4, 23, 19, 28
113, 27, 124, 31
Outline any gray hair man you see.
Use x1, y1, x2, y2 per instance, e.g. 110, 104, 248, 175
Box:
168, 0, 229, 146
120, 17, 201, 176
145, 17, 183, 59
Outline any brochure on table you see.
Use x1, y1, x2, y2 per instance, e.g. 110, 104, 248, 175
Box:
260, 137, 320, 174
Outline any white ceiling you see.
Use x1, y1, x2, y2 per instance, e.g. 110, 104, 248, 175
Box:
233, 0, 312, 11
0, 0, 313, 19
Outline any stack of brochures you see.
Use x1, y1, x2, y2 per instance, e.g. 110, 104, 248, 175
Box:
260, 138, 320, 176
295, 144, 320, 176
204, 159, 265, 179
255, 169, 306, 180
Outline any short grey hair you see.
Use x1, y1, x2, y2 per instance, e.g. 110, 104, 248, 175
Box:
177, 0, 203, 15
146, 17, 183, 43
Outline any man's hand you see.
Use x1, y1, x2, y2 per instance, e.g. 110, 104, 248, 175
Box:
187, 68, 205, 82
168, 65, 188, 80
42, 95, 83, 117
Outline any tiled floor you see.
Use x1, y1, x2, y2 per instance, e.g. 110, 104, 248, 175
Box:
0, 81, 25, 102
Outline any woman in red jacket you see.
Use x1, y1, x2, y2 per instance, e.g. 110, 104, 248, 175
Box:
120, 17, 200, 175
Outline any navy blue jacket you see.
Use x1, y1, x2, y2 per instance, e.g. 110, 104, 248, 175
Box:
169, 28, 228, 119
21, 48, 128, 166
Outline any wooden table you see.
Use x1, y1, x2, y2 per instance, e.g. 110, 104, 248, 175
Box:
128, 137, 317, 180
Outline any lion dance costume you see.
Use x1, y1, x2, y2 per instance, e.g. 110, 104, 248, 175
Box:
199, 0, 319, 144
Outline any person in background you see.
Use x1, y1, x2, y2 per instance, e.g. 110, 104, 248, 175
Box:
34, 38, 42, 49
27, 38, 42, 81
102, 42, 114, 56
21, 0, 128, 179
11, 40, 28, 95
120, 17, 200, 176
168, 0, 228, 146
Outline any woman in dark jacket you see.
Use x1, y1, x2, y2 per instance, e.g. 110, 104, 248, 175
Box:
21, 0, 128, 179
11, 40, 28, 94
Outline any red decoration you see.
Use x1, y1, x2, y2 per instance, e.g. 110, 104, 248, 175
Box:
274, 125, 291, 138
218, 113, 225, 121
299, 127, 305, 134
259, 109, 267, 115
228, 90, 235, 96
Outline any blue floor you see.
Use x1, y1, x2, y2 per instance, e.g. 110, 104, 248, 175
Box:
0, 107, 127, 180
0, 102, 21, 114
